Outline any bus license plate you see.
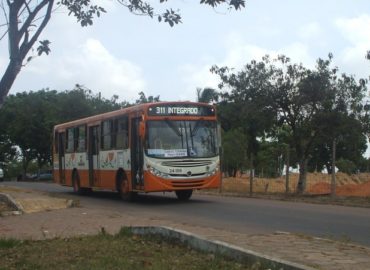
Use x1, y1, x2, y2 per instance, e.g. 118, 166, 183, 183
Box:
169, 168, 182, 174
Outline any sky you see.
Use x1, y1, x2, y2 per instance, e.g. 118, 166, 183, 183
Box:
1, 0, 370, 103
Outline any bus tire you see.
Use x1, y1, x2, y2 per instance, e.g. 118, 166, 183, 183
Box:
117, 173, 137, 202
175, 190, 193, 201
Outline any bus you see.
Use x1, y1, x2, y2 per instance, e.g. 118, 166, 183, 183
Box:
53, 101, 221, 201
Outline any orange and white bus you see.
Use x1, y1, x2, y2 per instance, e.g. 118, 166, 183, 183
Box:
53, 102, 221, 201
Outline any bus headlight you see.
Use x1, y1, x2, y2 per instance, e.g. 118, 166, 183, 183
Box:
206, 169, 217, 177
148, 166, 169, 179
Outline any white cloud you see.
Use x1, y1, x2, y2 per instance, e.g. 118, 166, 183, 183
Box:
180, 33, 316, 98
179, 63, 219, 101
298, 22, 322, 40
10, 38, 146, 102
335, 15, 370, 78
336, 15, 370, 45
279, 42, 315, 68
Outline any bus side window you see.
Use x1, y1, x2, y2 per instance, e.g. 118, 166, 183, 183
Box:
66, 128, 75, 153
115, 117, 128, 149
73, 127, 79, 151
101, 120, 113, 150
77, 125, 86, 152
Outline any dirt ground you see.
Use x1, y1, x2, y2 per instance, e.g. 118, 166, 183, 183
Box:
0, 201, 14, 213
222, 172, 370, 197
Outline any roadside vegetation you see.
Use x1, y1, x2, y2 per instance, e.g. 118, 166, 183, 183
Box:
1, 54, 370, 197
0, 229, 250, 270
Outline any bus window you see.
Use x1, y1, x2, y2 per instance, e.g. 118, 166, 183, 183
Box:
66, 128, 75, 152
101, 120, 113, 150
77, 125, 86, 152
115, 117, 128, 149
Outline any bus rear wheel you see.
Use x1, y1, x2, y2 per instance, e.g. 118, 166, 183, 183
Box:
175, 190, 193, 201
117, 175, 137, 202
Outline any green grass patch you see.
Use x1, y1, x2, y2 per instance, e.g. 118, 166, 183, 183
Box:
0, 238, 22, 249
0, 230, 251, 270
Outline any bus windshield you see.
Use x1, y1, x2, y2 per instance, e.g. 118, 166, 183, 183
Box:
146, 120, 218, 158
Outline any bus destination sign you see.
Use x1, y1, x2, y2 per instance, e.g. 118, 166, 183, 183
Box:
148, 104, 215, 116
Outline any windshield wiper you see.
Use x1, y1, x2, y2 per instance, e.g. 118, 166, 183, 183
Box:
165, 119, 182, 137
165, 119, 185, 149
190, 120, 203, 137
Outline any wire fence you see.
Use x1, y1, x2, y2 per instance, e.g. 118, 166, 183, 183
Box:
220, 172, 370, 197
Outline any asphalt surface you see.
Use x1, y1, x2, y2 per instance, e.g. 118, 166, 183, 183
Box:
3, 181, 370, 247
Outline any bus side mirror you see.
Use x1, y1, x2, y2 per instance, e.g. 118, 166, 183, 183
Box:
139, 121, 145, 138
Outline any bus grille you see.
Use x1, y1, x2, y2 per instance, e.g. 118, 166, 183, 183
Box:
162, 160, 212, 167
171, 179, 205, 188
169, 173, 205, 178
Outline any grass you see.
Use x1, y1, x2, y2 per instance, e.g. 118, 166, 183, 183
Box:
0, 228, 251, 270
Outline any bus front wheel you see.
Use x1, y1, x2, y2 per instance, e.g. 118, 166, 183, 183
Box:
175, 190, 193, 201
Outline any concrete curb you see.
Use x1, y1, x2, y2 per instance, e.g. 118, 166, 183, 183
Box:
0, 192, 24, 215
129, 226, 316, 270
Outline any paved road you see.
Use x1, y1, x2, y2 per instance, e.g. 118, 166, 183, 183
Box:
3, 181, 370, 247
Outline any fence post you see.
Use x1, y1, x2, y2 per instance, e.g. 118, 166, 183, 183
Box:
285, 145, 290, 194
331, 138, 336, 197
249, 152, 254, 196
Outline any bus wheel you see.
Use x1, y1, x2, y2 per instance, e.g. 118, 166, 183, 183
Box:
117, 175, 137, 202
175, 190, 193, 201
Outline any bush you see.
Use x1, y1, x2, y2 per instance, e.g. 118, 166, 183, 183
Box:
336, 159, 357, 175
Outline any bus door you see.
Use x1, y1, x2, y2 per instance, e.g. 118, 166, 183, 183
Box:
131, 117, 144, 188
88, 126, 100, 186
58, 132, 66, 184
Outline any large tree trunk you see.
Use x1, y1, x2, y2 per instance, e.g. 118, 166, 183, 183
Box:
0, 59, 22, 108
297, 158, 308, 194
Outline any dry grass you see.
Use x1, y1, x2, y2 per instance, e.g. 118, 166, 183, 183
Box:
221, 172, 370, 196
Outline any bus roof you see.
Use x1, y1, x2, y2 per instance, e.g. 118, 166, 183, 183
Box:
54, 101, 215, 131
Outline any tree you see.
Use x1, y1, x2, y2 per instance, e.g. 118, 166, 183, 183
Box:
255, 139, 283, 178
268, 55, 340, 193
270, 55, 370, 193
308, 114, 367, 174
222, 128, 247, 177
196, 87, 219, 103
0, 134, 16, 166
0, 87, 126, 177
0, 1, 245, 108
135, 91, 160, 104
0, 91, 52, 176
212, 57, 276, 193
212, 53, 370, 194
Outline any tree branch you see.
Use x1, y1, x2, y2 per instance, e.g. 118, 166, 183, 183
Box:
19, 0, 49, 39
20, 0, 53, 59
8, 0, 23, 59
